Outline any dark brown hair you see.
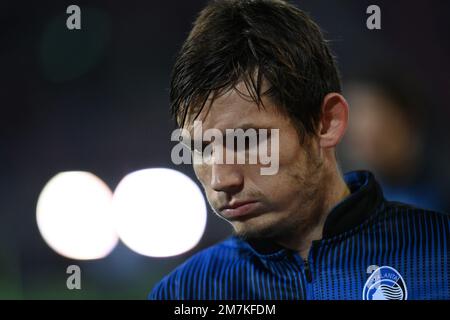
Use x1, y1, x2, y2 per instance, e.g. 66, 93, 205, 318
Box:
170, 0, 341, 138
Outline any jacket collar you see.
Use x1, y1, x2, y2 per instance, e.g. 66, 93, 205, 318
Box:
322, 170, 384, 238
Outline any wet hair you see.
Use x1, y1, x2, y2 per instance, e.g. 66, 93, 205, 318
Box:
170, 0, 341, 139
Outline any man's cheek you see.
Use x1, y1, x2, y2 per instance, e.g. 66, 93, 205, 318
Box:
193, 164, 210, 186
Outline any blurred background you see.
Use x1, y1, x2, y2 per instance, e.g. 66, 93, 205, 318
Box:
0, 0, 449, 299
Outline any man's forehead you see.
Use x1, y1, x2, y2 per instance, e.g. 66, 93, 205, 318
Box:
183, 78, 274, 123
183, 86, 275, 133
185, 120, 268, 134
183, 109, 271, 137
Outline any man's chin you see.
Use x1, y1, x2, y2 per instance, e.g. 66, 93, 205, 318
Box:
231, 217, 284, 240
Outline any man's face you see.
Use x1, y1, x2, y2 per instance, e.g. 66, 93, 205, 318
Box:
185, 83, 327, 241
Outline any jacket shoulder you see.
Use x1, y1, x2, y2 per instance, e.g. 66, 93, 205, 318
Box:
379, 200, 450, 235
148, 236, 247, 300
384, 200, 450, 220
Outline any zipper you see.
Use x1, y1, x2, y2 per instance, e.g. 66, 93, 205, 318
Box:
293, 241, 320, 299
292, 253, 314, 299
304, 259, 313, 283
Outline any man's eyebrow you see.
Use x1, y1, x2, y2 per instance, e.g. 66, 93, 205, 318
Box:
228, 123, 272, 131
182, 122, 271, 139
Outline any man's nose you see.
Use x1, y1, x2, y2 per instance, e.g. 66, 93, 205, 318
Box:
210, 163, 244, 194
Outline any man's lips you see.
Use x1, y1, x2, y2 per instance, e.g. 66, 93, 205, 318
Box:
219, 200, 262, 219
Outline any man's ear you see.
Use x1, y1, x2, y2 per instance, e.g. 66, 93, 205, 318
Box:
318, 93, 349, 148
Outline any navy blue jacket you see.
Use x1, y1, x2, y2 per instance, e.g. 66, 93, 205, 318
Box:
149, 171, 450, 300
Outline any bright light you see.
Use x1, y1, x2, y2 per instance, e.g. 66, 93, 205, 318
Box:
112, 168, 207, 257
36, 171, 118, 260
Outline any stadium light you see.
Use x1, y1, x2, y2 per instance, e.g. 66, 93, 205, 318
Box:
112, 168, 207, 257
36, 171, 118, 260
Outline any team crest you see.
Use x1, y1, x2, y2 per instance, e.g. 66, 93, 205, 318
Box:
363, 266, 407, 300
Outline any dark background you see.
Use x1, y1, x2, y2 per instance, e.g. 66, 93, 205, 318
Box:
0, 0, 449, 299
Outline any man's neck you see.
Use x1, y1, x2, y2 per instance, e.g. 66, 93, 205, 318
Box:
277, 170, 350, 260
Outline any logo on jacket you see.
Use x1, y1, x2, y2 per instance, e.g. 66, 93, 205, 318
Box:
363, 266, 407, 300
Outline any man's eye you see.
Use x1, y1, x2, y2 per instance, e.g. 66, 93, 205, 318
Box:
225, 131, 271, 151
193, 142, 211, 153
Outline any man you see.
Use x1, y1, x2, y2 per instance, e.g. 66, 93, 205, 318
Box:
149, 0, 449, 300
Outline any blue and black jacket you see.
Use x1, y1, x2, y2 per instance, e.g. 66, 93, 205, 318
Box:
149, 171, 450, 300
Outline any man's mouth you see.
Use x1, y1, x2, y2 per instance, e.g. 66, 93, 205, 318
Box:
219, 200, 262, 220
